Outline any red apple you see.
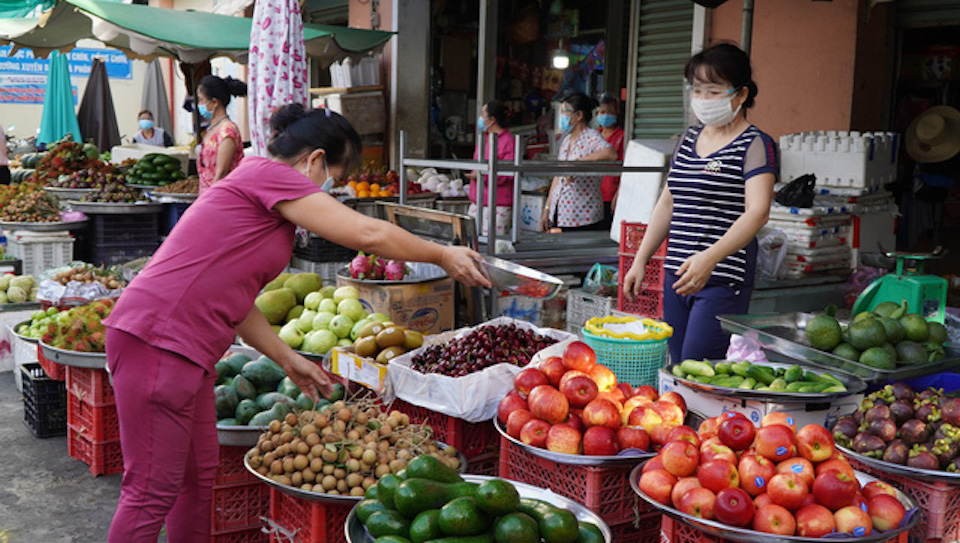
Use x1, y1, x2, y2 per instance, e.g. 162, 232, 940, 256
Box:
498, 391, 528, 424
633, 385, 658, 402
659, 391, 687, 415
851, 493, 867, 511
815, 458, 856, 479
559, 375, 598, 409
867, 494, 906, 532
753, 504, 796, 536
513, 368, 548, 397
698, 417, 721, 440
795, 504, 836, 538
621, 395, 653, 426
616, 382, 634, 399
718, 417, 757, 451
527, 385, 569, 425
699, 436, 722, 452
651, 401, 685, 426
762, 412, 797, 433
540, 356, 566, 387
642, 456, 665, 474
720, 411, 748, 422
671, 476, 702, 509
776, 457, 815, 488
738, 453, 776, 497
661, 440, 700, 477
698, 460, 740, 494
519, 418, 550, 448
834, 505, 872, 536
754, 424, 797, 462
701, 442, 738, 465
588, 364, 617, 392
627, 404, 663, 434
639, 469, 677, 505
558, 411, 585, 434
562, 341, 596, 373
862, 481, 898, 501
546, 423, 582, 454
767, 473, 809, 511
667, 426, 701, 448
799, 493, 816, 509
753, 493, 774, 509
582, 399, 620, 430
650, 423, 679, 449
582, 426, 618, 456
597, 389, 624, 408
506, 409, 535, 439
617, 426, 651, 452
715, 487, 754, 528
812, 470, 859, 511
679, 487, 717, 520
796, 424, 836, 463
558, 370, 588, 391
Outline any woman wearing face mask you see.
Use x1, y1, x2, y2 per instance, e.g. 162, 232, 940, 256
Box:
104, 104, 490, 543
540, 93, 617, 233
597, 94, 625, 227
623, 43, 777, 363
466, 100, 516, 236
196, 75, 247, 194
132, 110, 173, 147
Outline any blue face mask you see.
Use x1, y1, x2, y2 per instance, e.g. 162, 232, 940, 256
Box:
139, 119, 154, 130
198, 102, 214, 119
477, 116, 487, 131
596, 114, 616, 128
559, 114, 572, 133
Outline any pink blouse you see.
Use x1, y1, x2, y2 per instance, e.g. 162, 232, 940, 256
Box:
198, 120, 244, 194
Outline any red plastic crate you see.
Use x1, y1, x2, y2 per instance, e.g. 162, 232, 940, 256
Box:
608, 511, 662, 543
211, 526, 267, 543
37, 344, 66, 380
212, 481, 270, 533
618, 286, 664, 319
65, 366, 115, 405
848, 457, 960, 542
619, 253, 666, 291
265, 487, 351, 543
218, 445, 259, 485
391, 398, 499, 458
67, 423, 123, 476
659, 515, 908, 543
498, 437, 651, 525
620, 222, 668, 256
464, 451, 498, 477
67, 391, 119, 441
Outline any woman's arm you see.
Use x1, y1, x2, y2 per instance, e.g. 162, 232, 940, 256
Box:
276, 194, 491, 287
623, 186, 673, 300
540, 176, 560, 231
580, 146, 617, 162
672, 172, 775, 295
214, 135, 239, 182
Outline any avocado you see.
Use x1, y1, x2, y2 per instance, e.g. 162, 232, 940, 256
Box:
805, 314, 842, 351
437, 497, 488, 537
847, 318, 887, 351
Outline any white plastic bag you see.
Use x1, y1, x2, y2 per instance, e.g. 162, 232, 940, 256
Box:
725, 333, 768, 363
757, 227, 788, 281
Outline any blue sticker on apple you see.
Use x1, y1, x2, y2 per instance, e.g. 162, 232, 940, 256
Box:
755, 476, 765, 488
787, 416, 795, 426
853, 527, 865, 536
861, 502, 868, 512
791, 464, 802, 474
776, 446, 787, 456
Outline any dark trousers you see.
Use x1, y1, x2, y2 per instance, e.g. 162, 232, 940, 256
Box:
0, 166, 9, 185
662, 272, 754, 363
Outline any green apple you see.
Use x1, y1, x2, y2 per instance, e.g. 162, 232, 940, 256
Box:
278, 323, 304, 349
329, 315, 354, 339
318, 298, 338, 314
319, 286, 337, 299
303, 291, 324, 311
337, 338, 353, 347
312, 311, 335, 331
337, 298, 365, 322
297, 310, 317, 332
303, 329, 338, 354
333, 286, 359, 304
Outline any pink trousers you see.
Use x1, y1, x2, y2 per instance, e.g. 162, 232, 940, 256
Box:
106, 328, 219, 542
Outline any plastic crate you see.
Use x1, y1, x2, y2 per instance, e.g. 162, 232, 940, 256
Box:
89, 243, 158, 267
293, 235, 356, 263
392, 398, 499, 458
65, 366, 115, 405
618, 286, 664, 320
289, 258, 349, 282
88, 213, 159, 245
848, 457, 960, 542
620, 222, 667, 256
581, 318, 669, 388
37, 344, 65, 380
67, 423, 123, 476
4, 231, 74, 276
659, 515, 906, 543
498, 437, 652, 525
159, 202, 191, 236
21, 362, 67, 438
618, 253, 665, 291
464, 451, 498, 477
566, 289, 615, 334
218, 445, 259, 485
212, 481, 270, 533
67, 392, 119, 441
435, 198, 471, 216
265, 487, 351, 543
211, 526, 268, 543
608, 511, 662, 543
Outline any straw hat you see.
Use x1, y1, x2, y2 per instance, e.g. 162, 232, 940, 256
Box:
905, 105, 960, 164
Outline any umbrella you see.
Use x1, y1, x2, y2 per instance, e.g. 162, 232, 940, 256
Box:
77, 57, 120, 151
141, 58, 172, 135
248, 0, 309, 157
38, 50, 81, 147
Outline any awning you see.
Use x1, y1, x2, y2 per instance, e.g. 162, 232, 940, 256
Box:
0, 0, 393, 64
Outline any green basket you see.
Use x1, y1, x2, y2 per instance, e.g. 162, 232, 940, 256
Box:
581, 327, 669, 388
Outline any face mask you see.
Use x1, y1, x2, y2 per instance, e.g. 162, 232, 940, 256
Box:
559, 114, 572, 133
596, 114, 616, 128
691, 93, 741, 127
198, 102, 214, 119
139, 119, 154, 130
477, 116, 487, 131
304, 156, 335, 192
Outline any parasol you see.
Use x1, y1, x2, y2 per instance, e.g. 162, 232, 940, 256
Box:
37, 50, 81, 146
77, 57, 120, 151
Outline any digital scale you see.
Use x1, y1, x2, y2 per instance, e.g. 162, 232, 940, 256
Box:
852, 248, 948, 323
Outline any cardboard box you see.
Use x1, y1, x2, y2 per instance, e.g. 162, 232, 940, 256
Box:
330, 346, 388, 392
336, 273, 455, 336
658, 370, 862, 430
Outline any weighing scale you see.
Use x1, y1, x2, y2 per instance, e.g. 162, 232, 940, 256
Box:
852, 247, 948, 323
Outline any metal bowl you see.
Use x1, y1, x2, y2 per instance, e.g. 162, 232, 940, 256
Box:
661, 361, 867, 402
479, 256, 564, 299
38, 341, 106, 369
837, 445, 960, 485
10, 319, 38, 344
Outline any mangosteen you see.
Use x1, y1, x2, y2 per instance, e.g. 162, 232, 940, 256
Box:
908, 449, 940, 470
874, 398, 890, 408
883, 440, 910, 465
833, 416, 859, 441
891, 382, 916, 402
865, 405, 893, 423
890, 400, 915, 425
919, 389, 941, 403
853, 410, 864, 425
916, 403, 941, 423
869, 418, 898, 442
933, 439, 959, 469
854, 432, 886, 455
900, 419, 932, 446
940, 398, 960, 428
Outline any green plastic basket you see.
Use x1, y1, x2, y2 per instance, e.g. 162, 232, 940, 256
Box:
581, 327, 669, 388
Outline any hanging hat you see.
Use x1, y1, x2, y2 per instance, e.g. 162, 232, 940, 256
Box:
905, 105, 960, 163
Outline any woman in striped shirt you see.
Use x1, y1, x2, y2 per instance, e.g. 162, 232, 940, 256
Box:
623, 43, 778, 362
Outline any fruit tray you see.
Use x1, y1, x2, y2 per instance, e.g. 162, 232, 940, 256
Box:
38, 341, 107, 369
10, 320, 39, 343
150, 192, 198, 202
717, 312, 960, 382
661, 361, 866, 401
836, 445, 960, 485
0, 219, 88, 232
66, 201, 163, 215
343, 474, 613, 543
629, 461, 919, 543
216, 423, 266, 448
43, 187, 96, 198
493, 411, 705, 467
479, 256, 565, 299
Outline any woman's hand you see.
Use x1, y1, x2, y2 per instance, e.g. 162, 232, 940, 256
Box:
673, 251, 719, 296
540, 207, 551, 232
439, 246, 491, 287
622, 258, 648, 301
282, 354, 335, 402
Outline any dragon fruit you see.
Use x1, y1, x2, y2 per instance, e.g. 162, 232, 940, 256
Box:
349, 252, 374, 279
384, 260, 409, 281
370, 256, 386, 280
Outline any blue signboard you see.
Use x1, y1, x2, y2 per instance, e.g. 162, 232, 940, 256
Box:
0, 45, 132, 79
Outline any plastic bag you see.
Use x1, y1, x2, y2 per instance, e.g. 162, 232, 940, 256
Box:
775, 174, 816, 208
757, 228, 788, 281
582, 263, 619, 297
726, 333, 768, 363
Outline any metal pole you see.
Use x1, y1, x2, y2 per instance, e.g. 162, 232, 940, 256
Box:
476, 132, 486, 239
398, 131, 407, 205
486, 131, 498, 256
741, 0, 754, 55
511, 134, 522, 244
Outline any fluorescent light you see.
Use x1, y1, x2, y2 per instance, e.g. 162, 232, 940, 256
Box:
551, 50, 569, 70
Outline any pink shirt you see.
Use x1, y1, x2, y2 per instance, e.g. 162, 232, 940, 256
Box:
198, 120, 244, 194
105, 157, 321, 369
469, 129, 516, 207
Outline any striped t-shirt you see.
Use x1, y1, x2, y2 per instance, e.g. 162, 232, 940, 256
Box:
665, 124, 778, 286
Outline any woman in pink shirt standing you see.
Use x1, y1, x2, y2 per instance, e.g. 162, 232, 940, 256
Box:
104, 104, 490, 543
467, 100, 516, 237
196, 75, 247, 194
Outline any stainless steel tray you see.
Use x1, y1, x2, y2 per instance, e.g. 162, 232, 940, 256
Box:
151, 192, 197, 202
718, 312, 960, 382
480, 256, 564, 299
345, 474, 613, 543
217, 425, 266, 447
66, 201, 162, 214
837, 444, 960, 485
494, 410, 705, 466
125, 183, 158, 190
661, 361, 866, 401
10, 319, 38, 344
0, 219, 87, 232
630, 461, 919, 543
38, 341, 106, 369
44, 187, 95, 198
0, 302, 42, 312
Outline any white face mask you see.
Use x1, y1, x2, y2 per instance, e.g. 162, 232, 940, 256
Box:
691, 93, 742, 127
303, 156, 335, 192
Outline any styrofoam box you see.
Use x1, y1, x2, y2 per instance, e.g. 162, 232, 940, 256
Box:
519, 193, 547, 232
316, 91, 385, 136
110, 144, 189, 174
779, 131, 899, 190
658, 370, 863, 430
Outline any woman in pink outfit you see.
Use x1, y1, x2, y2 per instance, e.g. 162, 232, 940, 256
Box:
104, 104, 490, 542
